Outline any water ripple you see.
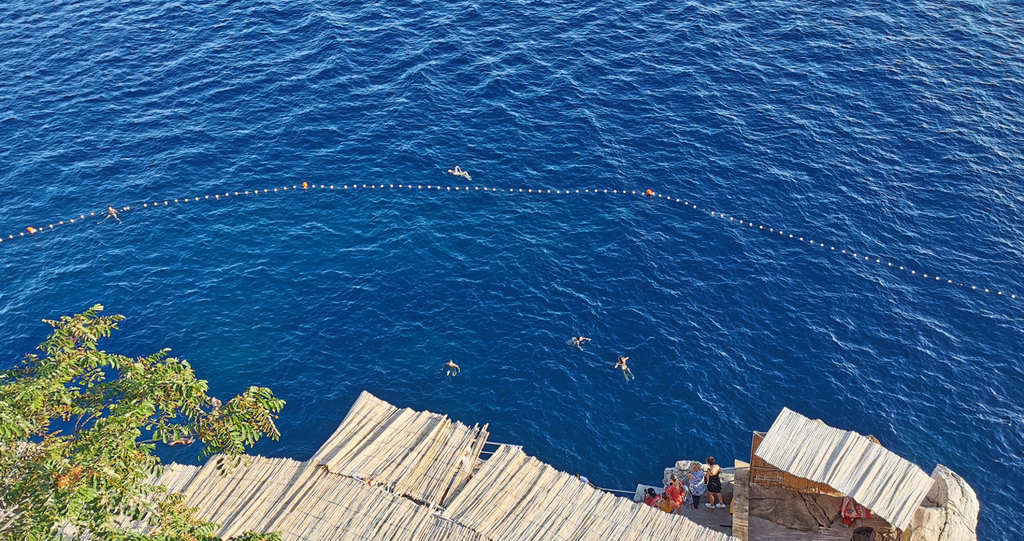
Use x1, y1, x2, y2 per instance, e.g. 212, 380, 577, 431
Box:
1, 1, 1022, 538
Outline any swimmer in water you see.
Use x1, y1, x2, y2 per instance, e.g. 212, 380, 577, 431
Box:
168, 435, 195, 446
615, 356, 634, 381
105, 206, 121, 223
571, 336, 591, 350
444, 359, 461, 377
447, 165, 472, 181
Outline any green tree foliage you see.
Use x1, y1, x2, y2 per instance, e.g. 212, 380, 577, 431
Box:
0, 305, 286, 540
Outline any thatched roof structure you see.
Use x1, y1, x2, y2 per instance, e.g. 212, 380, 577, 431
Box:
153, 457, 484, 540
754, 407, 935, 529
444, 444, 734, 541
149, 391, 738, 540
310, 391, 489, 507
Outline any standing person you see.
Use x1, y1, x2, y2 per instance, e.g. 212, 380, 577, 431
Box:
664, 475, 686, 515
686, 462, 707, 510
705, 457, 726, 508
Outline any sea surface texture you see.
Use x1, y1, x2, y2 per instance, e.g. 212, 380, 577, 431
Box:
1, 1, 1021, 538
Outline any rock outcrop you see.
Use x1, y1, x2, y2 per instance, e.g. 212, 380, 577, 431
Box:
663, 460, 698, 485
748, 464, 978, 540
909, 465, 978, 541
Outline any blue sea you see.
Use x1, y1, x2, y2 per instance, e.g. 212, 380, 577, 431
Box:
1, 1, 1021, 538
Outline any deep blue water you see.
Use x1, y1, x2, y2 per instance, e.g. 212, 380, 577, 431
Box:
1, 1, 1022, 538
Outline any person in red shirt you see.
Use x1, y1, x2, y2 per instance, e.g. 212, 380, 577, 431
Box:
642, 488, 675, 513
642, 488, 659, 507
664, 476, 686, 514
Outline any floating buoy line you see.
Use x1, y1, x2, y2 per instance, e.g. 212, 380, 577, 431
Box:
2, 181, 1018, 303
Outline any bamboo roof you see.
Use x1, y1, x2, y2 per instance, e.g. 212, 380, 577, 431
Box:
146, 392, 738, 541
754, 408, 935, 529
152, 456, 485, 540
310, 391, 489, 507
444, 445, 737, 541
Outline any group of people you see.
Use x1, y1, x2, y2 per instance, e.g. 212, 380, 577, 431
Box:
643, 457, 726, 514
442, 334, 638, 380
572, 336, 634, 381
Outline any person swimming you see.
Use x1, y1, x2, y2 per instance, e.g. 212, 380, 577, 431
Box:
571, 336, 591, 350
444, 359, 461, 376
168, 435, 195, 446
447, 165, 472, 181
105, 206, 121, 223
615, 356, 634, 381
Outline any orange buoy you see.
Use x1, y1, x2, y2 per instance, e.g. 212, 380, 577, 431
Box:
302, 182, 308, 189
27, 227, 36, 234
645, 189, 654, 196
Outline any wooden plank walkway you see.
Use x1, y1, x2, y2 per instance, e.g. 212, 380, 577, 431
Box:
754, 408, 934, 529
731, 460, 750, 541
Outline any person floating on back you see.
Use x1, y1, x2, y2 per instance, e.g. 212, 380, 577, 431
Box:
447, 165, 472, 181
106, 206, 121, 223
444, 359, 461, 377
615, 356, 634, 381
571, 336, 591, 350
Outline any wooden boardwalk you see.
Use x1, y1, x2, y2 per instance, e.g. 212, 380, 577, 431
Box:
731, 460, 750, 540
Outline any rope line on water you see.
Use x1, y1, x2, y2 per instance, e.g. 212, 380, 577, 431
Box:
2, 182, 1018, 303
